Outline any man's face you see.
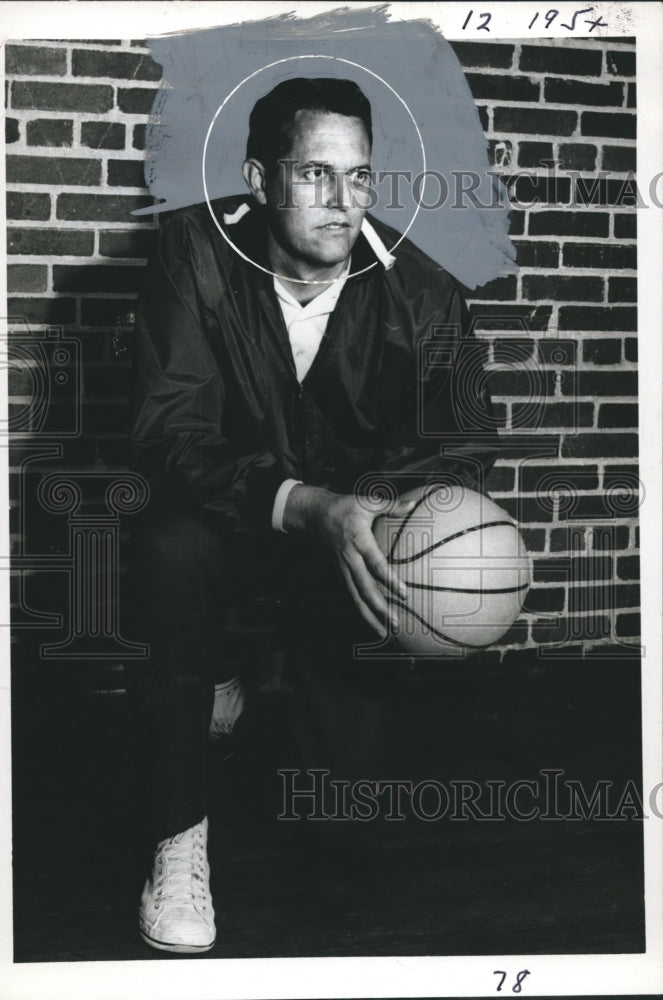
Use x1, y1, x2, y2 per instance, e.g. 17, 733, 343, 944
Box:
263, 110, 372, 274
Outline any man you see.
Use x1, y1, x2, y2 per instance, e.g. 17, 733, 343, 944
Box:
129, 77, 498, 954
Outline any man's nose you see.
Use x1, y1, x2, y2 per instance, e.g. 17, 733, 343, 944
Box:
324, 172, 351, 210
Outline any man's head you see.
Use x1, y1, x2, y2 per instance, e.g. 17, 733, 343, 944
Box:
242, 78, 374, 280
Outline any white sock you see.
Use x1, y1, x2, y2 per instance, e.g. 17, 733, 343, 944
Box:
208, 676, 245, 740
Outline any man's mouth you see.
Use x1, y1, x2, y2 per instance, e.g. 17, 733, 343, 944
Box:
318, 222, 351, 231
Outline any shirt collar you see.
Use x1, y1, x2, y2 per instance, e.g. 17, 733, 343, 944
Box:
273, 258, 351, 318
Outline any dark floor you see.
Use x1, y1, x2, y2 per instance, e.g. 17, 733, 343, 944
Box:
11, 650, 645, 962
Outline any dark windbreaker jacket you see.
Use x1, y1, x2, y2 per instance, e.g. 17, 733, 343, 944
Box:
131, 196, 500, 533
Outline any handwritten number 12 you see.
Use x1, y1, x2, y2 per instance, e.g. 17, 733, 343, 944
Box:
462, 10, 492, 31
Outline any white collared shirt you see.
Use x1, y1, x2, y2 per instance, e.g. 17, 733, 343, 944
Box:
271, 263, 350, 530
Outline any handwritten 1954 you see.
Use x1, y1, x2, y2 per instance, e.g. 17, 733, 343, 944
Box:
462, 7, 609, 33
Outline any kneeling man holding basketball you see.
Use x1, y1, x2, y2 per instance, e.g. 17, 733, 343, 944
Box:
129, 77, 521, 954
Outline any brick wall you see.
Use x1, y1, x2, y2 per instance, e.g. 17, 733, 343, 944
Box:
5, 36, 639, 674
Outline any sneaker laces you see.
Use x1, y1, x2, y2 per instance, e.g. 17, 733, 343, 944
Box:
153, 825, 211, 914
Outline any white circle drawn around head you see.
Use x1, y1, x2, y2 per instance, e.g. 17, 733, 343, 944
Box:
201, 54, 427, 285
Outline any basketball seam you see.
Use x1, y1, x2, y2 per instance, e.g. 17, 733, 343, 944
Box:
403, 581, 530, 594
392, 600, 488, 650
387, 485, 438, 561
389, 519, 518, 565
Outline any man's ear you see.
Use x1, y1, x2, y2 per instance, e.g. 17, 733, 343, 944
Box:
242, 158, 268, 206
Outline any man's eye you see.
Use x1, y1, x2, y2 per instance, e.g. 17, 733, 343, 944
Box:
353, 171, 372, 186
302, 167, 326, 181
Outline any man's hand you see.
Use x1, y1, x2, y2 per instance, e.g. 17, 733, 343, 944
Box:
282, 484, 415, 637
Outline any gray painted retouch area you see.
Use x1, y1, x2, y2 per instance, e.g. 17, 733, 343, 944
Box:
138, 5, 516, 288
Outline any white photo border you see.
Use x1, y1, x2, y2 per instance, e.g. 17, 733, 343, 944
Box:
0, 2, 661, 998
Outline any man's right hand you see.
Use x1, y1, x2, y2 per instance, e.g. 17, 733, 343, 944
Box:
282, 484, 415, 637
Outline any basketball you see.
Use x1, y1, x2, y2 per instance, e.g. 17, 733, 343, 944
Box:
373, 484, 531, 657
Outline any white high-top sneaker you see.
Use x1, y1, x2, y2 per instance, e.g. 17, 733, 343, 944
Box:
139, 816, 216, 953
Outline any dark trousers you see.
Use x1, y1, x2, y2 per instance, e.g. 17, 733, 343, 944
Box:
125, 493, 395, 848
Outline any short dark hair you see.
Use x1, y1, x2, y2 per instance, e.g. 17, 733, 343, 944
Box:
246, 77, 372, 171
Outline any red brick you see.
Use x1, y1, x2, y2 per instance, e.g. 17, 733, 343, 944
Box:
536, 339, 576, 365
589, 526, 630, 551
511, 402, 593, 429
532, 616, 611, 645
573, 177, 640, 207
559, 307, 636, 332
627, 83, 636, 109
597, 404, 638, 428
53, 264, 142, 294
7, 265, 48, 293
522, 275, 603, 302
561, 433, 638, 459
133, 124, 146, 150
487, 369, 557, 397
509, 175, 571, 206
501, 497, 555, 523
6, 118, 19, 144
562, 494, 631, 519
617, 556, 639, 580
562, 371, 638, 396
519, 465, 599, 493
72, 49, 162, 81
466, 73, 539, 101
514, 240, 559, 268
582, 338, 622, 364
568, 585, 617, 613
491, 338, 534, 362
581, 112, 636, 140
12, 81, 113, 113
523, 587, 565, 614
623, 337, 637, 361
6, 191, 51, 221
563, 243, 636, 270
450, 42, 514, 69
507, 210, 525, 235
56, 193, 154, 222
81, 121, 126, 150
616, 613, 639, 638
528, 211, 609, 237
7, 155, 101, 187
602, 464, 640, 490
614, 214, 636, 239
517, 141, 553, 168
607, 50, 635, 77
468, 305, 552, 332
520, 528, 546, 552
107, 160, 147, 188
26, 119, 73, 147
6, 44, 67, 76
558, 144, 597, 171
544, 79, 623, 107
550, 527, 587, 552
533, 555, 612, 583
8, 296, 75, 325
8, 228, 94, 256
117, 87, 158, 114
493, 107, 577, 136
601, 146, 636, 172
519, 46, 602, 76
608, 277, 638, 302
485, 465, 514, 492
